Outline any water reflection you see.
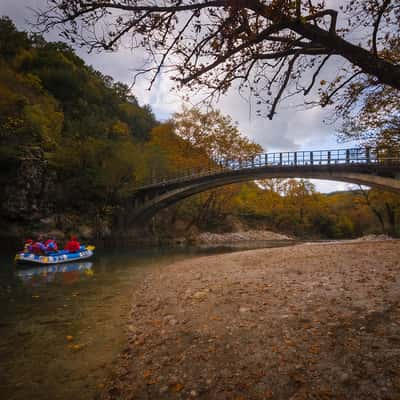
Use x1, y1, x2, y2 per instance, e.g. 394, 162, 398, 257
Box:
16, 262, 94, 287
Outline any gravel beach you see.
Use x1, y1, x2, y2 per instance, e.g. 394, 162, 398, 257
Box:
103, 241, 400, 400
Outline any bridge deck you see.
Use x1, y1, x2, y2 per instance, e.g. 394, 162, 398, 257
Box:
136, 147, 400, 192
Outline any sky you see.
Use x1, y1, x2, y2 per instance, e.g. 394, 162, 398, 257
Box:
0, 0, 361, 193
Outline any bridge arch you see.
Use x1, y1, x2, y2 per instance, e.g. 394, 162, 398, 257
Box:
132, 165, 400, 220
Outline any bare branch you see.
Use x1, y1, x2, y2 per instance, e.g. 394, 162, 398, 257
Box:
304, 53, 331, 95
256, 48, 328, 59
65, 1, 226, 15
179, 22, 288, 84
149, 12, 196, 89
295, 0, 301, 19
303, 9, 338, 34
321, 71, 363, 107
103, 12, 151, 50
268, 53, 300, 120
372, 0, 392, 56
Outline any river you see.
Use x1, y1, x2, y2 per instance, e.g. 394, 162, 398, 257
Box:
0, 241, 294, 400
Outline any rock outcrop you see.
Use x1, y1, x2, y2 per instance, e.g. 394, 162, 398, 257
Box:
1, 146, 55, 221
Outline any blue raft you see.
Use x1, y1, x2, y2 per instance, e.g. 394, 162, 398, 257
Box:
15, 246, 95, 265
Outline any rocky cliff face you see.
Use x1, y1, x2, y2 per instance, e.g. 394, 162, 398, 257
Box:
1, 146, 55, 221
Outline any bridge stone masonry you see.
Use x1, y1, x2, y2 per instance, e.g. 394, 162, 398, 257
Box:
130, 148, 400, 221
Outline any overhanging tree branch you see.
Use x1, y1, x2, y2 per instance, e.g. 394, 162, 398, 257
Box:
35, 0, 400, 119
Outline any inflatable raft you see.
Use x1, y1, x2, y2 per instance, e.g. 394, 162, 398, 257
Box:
15, 246, 95, 265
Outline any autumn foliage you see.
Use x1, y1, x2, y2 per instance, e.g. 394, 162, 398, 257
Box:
0, 17, 399, 239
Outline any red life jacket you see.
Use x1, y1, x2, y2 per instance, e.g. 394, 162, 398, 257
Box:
65, 240, 80, 252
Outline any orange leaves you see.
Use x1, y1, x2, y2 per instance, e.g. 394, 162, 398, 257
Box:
270, 345, 279, 353
308, 344, 320, 354
173, 107, 263, 163
284, 339, 296, 347
69, 344, 84, 351
143, 370, 151, 378
142, 370, 158, 385
171, 383, 184, 392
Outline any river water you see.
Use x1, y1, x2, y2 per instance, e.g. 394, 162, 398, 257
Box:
0, 241, 294, 400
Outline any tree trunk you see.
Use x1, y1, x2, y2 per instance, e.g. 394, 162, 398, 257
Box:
359, 188, 386, 234
385, 202, 396, 236
372, 207, 386, 234
185, 192, 214, 231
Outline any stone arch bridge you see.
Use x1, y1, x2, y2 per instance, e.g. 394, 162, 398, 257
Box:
130, 148, 400, 221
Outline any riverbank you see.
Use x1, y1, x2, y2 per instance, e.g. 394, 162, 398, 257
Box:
103, 240, 400, 400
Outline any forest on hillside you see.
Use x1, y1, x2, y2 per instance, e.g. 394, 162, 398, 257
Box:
0, 17, 399, 243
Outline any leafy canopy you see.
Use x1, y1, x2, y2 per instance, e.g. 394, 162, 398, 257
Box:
0, 17, 157, 213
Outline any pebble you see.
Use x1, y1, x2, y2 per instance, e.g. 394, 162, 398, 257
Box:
340, 373, 350, 383
159, 385, 168, 394
193, 291, 208, 299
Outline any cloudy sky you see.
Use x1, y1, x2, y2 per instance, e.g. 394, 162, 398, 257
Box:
0, 0, 361, 192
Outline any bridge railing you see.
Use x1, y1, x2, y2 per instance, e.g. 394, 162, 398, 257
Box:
224, 148, 383, 169
140, 147, 400, 188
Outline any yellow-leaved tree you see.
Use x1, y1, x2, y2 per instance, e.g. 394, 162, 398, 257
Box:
163, 107, 264, 230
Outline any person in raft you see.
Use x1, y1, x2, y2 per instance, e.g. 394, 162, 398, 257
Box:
31, 235, 47, 255
64, 235, 81, 253
23, 239, 34, 252
45, 238, 58, 252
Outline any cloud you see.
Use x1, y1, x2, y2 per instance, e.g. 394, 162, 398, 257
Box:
217, 93, 337, 153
